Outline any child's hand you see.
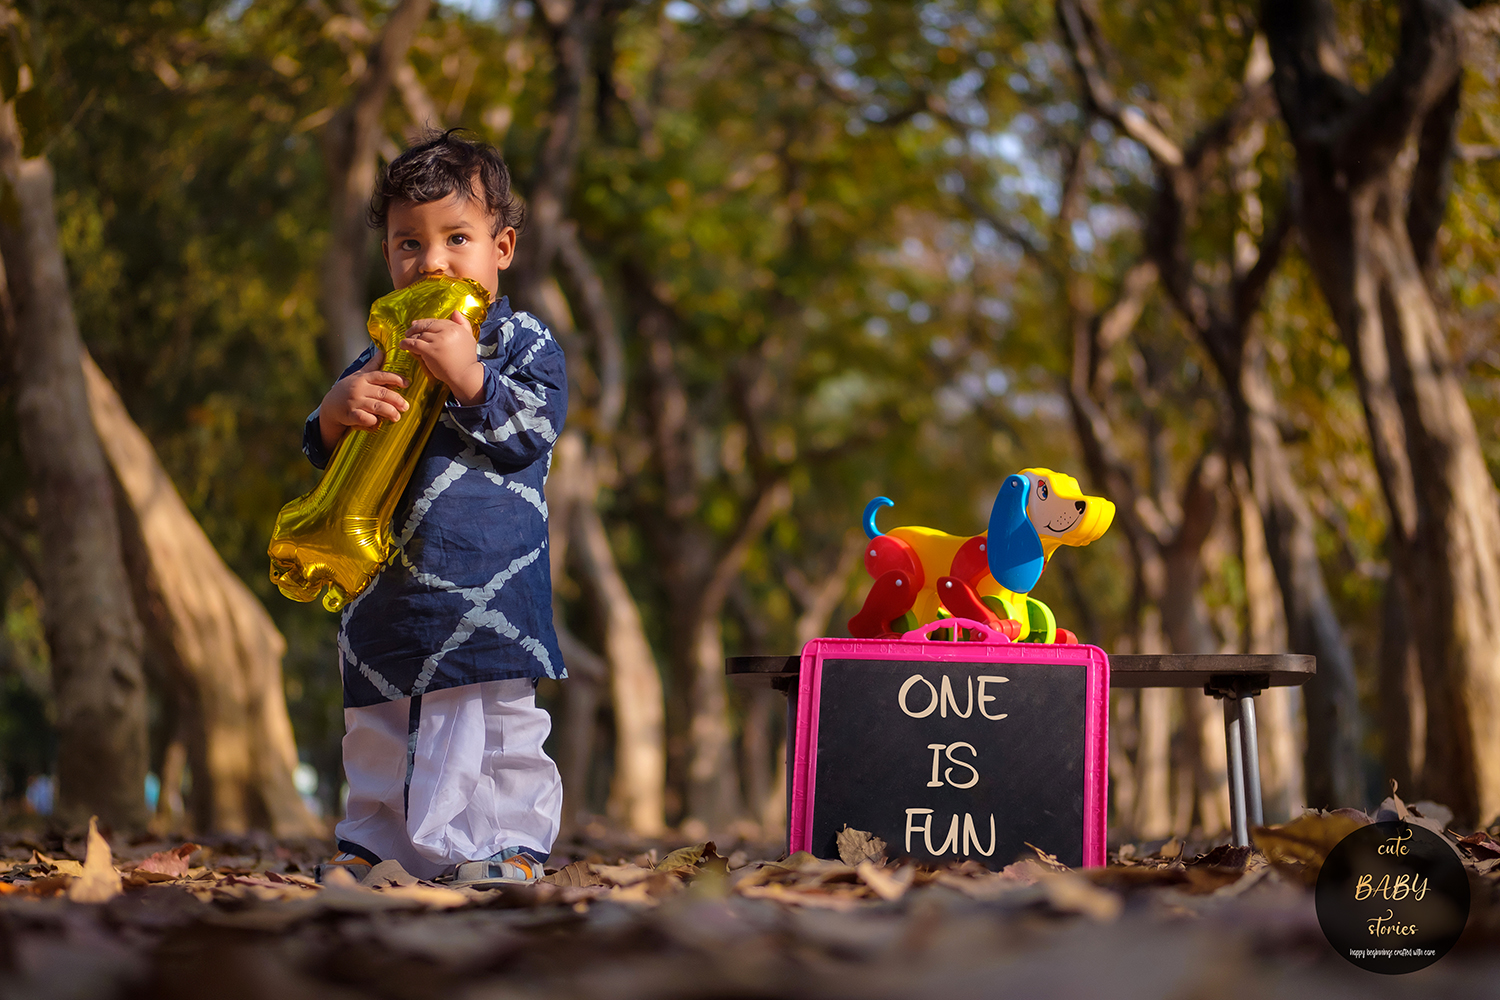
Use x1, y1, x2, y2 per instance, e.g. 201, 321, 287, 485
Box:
399, 310, 484, 406
318, 351, 410, 452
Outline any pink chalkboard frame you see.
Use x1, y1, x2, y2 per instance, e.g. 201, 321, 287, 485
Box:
789, 618, 1109, 868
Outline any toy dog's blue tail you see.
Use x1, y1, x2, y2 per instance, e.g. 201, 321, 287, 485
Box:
863, 496, 894, 539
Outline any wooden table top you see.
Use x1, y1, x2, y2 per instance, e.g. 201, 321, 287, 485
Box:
726, 652, 1315, 691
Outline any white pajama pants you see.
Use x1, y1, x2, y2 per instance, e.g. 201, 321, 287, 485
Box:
334, 678, 563, 881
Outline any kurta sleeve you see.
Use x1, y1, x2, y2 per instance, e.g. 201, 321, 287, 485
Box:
443, 312, 568, 474
303, 345, 377, 470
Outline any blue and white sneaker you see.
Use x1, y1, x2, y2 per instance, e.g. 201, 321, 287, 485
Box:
446, 847, 546, 888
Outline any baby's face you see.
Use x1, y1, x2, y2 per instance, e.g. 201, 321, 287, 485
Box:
382, 190, 515, 300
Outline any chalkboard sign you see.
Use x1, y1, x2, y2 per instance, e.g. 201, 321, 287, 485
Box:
789, 619, 1108, 869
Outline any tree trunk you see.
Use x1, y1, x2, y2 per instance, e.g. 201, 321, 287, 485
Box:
1238, 469, 1306, 821
1134, 686, 1173, 840
1059, 3, 1365, 808
552, 620, 605, 837
1108, 691, 1140, 838
564, 436, 667, 836
1266, 0, 1500, 823
1378, 566, 1425, 792
507, 0, 603, 318
81, 357, 322, 836
320, 0, 433, 369
0, 104, 149, 833
1161, 455, 1230, 836
1239, 339, 1363, 808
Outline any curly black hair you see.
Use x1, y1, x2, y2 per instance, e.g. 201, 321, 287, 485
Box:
368, 128, 524, 236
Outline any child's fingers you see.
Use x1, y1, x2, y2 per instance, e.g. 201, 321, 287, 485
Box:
364, 370, 410, 390
398, 334, 442, 355
405, 317, 452, 336
357, 349, 387, 373
360, 389, 406, 420
346, 408, 380, 429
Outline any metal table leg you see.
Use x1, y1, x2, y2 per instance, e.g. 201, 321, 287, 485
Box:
1239, 694, 1264, 828
1223, 697, 1249, 847
1208, 674, 1269, 848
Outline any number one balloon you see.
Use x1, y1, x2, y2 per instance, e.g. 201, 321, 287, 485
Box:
268, 276, 490, 612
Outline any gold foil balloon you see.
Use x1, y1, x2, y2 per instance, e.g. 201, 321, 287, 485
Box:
269, 276, 490, 612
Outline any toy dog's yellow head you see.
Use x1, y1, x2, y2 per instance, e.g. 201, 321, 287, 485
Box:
1017, 467, 1115, 561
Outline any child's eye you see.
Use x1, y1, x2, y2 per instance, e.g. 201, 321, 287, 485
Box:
449, 234, 469, 246
399, 239, 420, 251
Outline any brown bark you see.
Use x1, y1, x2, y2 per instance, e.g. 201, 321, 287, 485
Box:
1162, 455, 1232, 837
557, 432, 667, 836
0, 103, 149, 832
1041, 136, 1203, 840
319, 0, 434, 370
552, 219, 667, 835
82, 357, 322, 836
1266, 0, 1500, 823
551, 608, 606, 837
1059, 4, 1362, 807
510, 3, 666, 836
1238, 468, 1306, 821
1378, 568, 1425, 793
631, 278, 792, 829
508, 0, 605, 320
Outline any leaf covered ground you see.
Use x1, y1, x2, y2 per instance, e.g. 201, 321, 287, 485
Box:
5, 794, 1500, 999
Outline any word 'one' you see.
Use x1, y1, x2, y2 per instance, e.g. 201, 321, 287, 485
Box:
898, 673, 1010, 719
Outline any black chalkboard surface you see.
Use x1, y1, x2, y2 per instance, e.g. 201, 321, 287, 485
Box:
789, 621, 1108, 869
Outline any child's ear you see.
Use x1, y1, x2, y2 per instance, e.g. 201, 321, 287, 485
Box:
381, 239, 390, 272
494, 226, 516, 270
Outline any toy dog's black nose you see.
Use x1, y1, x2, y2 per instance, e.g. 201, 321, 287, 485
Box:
1075, 501, 1086, 513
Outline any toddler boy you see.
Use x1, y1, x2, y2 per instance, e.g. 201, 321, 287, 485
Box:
306, 129, 567, 886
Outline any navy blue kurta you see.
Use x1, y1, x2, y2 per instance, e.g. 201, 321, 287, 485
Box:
303, 296, 568, 709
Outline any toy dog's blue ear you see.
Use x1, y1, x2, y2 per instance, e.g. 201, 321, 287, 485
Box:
988, 474, 1045, 593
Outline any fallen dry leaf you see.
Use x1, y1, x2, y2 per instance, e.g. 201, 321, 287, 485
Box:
1252, 810, 1368, 885
837, 827, 888, 867
933, 869, 1030, 901
1153, 837, 1184, 861
855, 861, 912, 901
1190, 844, 1251, 870
136, 843, 201, 877
67, 817, 122, 904
606, 881, 664, 907
593, 863, 656, 887
1037, 871, 1122, 921
1000, 858, 1048, 885
656, 843, 708, 873
542, 860, 605, 888
1026, 842, 1071, 872
1457, 831, 1500, 861
737, 882, 867, 911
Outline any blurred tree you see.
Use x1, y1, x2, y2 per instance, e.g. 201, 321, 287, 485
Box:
319, 0, 434, 371
1056, 0, 1362, 809
0, 90, 150, 832
1264, 0, 1500, 824
0, 0, 331, 834
84, 356, 320, 835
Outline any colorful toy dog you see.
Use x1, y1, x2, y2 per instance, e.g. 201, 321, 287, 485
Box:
847, 468, 1114, 642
